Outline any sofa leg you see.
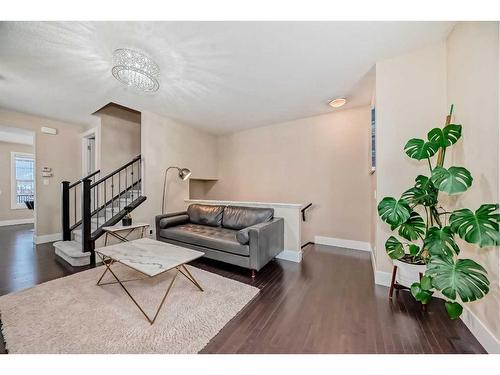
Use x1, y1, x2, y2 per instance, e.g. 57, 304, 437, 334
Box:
251, 269, 256, 279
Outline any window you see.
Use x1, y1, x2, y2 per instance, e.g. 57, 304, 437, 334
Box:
370, 107, 376, 173
11, 152, 34, 209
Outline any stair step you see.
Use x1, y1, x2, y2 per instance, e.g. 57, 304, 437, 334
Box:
53, 240, 90, 266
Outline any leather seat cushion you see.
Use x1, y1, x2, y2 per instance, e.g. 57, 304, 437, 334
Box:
187, 204, 224, 227
222, 205, 274, 230
160, 223, 249, 256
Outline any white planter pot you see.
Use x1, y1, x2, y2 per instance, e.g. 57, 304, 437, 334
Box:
394, 259, 427, 288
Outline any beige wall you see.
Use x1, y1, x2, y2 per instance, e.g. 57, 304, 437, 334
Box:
0, 109, 85, 237
445, 21, 499, 342
203, 107, 372, 245
135, 111, 218, 235
375, 42, 448, 272
98, 111, 141, 174
0, 141, 34, 222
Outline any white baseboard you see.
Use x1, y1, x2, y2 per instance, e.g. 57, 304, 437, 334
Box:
460, 305, 500, 354
314, 236, 371, 252
0, 218, 34, 227
374, 270, 392, 287
370, 250, 392, 287
35, 232, 62, 244
276, 249, 302, 263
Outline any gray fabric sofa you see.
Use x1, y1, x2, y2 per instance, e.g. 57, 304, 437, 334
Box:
155, 204, 284, 276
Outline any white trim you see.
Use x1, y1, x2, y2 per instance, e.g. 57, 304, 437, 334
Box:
276, 249, 302, 263
34, 232, 62, 244
0, 218, 34, 227
460, 305, 500, 354
314, 236, 371, 252
185, 199, 302, 209
374, 271, 392, 287
370, 248, 392, 287
10, 151, 34, 210
80, 127, 98, 177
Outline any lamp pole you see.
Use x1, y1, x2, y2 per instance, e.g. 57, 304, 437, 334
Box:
161, 166, 192, 214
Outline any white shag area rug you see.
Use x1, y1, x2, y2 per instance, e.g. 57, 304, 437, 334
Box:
0, 264, 259, 353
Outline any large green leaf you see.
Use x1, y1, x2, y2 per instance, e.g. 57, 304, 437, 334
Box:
410, 282, 433, 304
401, 187, 438, 207
404, 138, 440, 160
427, 124, 462, 148
444, 301, 463, 320
450, 204, 500, 248
398, 211, 425, 241
424, 226, 460, 257
409, 244, 420, 256
402, 175, 438, 206
378, 197, 411, 227
427, 256, 489, 302
430, 166, 473, 195
420, 275, 432, 290
414, 175, 434, 190
385, 236, 405, 259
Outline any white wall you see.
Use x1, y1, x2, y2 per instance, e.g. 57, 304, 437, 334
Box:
445, 21, 499, 346
375, 42, 448, 272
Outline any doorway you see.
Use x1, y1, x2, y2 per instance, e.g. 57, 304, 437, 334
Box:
81, 129, 98, 177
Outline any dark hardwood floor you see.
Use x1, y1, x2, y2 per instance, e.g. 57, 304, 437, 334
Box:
0, 224, 485, 354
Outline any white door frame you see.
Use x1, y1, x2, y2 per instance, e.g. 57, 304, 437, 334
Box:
81, 128, 99, 178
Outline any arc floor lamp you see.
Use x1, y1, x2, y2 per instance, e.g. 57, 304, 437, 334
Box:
161, 166, 192, 214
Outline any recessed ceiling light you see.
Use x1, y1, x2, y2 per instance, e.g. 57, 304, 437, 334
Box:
329, 98, 347, 108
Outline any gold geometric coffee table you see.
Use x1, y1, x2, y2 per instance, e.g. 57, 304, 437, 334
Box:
95, 238, 204, 325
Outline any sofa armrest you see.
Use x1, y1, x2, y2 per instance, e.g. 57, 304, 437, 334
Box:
155, 211, 188, 239
248, 217, 284, 271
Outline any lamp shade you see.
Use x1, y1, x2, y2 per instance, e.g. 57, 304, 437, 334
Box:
179, 168, 191, 180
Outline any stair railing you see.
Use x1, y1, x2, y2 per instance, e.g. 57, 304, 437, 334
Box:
84, 155, 142, 264
61, 170, 100, 241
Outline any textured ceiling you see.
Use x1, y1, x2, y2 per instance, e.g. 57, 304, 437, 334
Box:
0, 21, 454, 134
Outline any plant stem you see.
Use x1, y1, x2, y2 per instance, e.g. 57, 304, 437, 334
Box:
425, 207, 430, 231
438, 211, 453, 215
427, 157, 433, 172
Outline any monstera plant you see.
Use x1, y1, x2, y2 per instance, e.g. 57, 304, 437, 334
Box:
377, 106, 499, 319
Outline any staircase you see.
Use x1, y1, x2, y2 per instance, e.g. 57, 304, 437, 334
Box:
54, 155, 146, 266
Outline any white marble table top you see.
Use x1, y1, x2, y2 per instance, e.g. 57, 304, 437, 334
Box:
102, 222, 150, 232
95, 238, 204, 277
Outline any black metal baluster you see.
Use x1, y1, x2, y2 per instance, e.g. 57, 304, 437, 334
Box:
82, 178, 94, 265
131, 164, 134, 205
119, 170, 121, 213
104, 181, 107, 223
96, 184, 99, 228
93, 176, 96, 215
74, 186, 77, 225
111, 175, 114, 217
125, 167, 128, 210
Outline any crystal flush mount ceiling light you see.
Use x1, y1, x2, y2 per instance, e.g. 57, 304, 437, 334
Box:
112, 48, 160, 92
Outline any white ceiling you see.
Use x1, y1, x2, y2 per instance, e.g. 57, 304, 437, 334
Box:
0, 22, 454, 135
